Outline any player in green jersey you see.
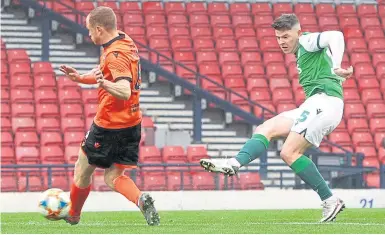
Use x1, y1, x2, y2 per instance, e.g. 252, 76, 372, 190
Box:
199, 14, 353, 222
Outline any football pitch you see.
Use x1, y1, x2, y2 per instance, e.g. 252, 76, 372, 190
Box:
1, 209, 385, 234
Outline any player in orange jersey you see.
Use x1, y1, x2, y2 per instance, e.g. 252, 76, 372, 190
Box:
59, 6, 160, 226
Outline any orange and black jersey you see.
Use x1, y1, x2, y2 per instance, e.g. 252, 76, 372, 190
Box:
94, 31, 142, 129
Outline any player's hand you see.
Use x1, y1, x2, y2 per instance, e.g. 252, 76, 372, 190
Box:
334, 66, 353, 81
93, 66, 104, 87
59, 65, 81, 82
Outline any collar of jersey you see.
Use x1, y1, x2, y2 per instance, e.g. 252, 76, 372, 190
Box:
102, 33, 125, 48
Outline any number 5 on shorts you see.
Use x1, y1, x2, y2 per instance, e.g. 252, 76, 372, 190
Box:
295, 110, 310, 126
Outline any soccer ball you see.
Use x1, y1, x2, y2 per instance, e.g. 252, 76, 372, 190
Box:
38, 188, 71, 221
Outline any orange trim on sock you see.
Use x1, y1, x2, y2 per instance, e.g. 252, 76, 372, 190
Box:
114, 163, 137, 169
113, 175, 141, 206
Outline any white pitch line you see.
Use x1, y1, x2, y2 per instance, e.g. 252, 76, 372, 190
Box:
1, 221, 385, 227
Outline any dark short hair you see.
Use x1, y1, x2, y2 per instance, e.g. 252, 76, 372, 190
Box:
88, 6, 116, 31
271, 14, 299, 31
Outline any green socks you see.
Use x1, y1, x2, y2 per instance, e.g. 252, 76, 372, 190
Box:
235, 134, 269, 166
290, 155, 333, 201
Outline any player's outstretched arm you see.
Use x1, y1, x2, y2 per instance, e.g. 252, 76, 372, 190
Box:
98, 79, 131, 100
59, 65, 98, 84
317, 31, 345, 70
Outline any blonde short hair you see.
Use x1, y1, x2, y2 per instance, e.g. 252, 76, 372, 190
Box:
87, 6, 117, 31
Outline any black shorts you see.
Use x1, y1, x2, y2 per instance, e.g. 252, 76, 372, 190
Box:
81, 122, 141, 169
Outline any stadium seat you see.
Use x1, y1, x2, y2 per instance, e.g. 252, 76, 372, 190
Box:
32, 62, 54, 77
357, 4, 377, 17
366, 103, 385, 118
36, 104, 60, 118
11, 88, 33, 103
355, 146, 377, 159
162, 146, 186, 162
7, 49, 30, 63
365, 173, 380, 188
239, 172, 264, 190
18, 175, 45, 192
361, 89, 383, 105
192, 172, 216, 190
1, 175, 18, 192
61, 117, 85, 132
10, 74, 33, 89
12, 117, 35, 132
167, 172, 193, 191
64, 146, 79, 164
167, 14, 188, 28
60, 104, 84, 118
140, 145, 162, 162
81, 89, 98, 104
254, 15, 274, 28
253, 102, 275, 119
328, 132, 351, 146
84, 104, 97, 118
1, 146, 15, 164
34, 88, 58, 104
16, 146, 39, 163
369, 39, 385, 53
347, 38, 367, 53
352, 132, 374, 147
347, 119, 369, 134
36, 117, 61, 133
11, 103, 34, 117
58, 88, 82, 104
14, 132, 39, 147
370, 118, 385, 133
1, 131, 13, 147
272, 88, 293, 106
40, 146, 64, 163
1, 117, 12, 132
92, 173, 112, 191
344, 103, 366, 119
269, 78, 291, 92
364, 28, 384, 42
354, 63, 375, 80
46, 174, 70, 191
374, 133, 385, 149
40, 132, 62, 147
358, 79, 380, 92
142, 175, 167, 191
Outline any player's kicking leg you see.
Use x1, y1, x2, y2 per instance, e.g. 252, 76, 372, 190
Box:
200, 115, 294, 175
104, 165, 160, 226
64, 148, 96, 225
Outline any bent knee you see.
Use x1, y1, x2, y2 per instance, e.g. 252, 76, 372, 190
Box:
280, 147, 303, 165
104, 170, 123, 189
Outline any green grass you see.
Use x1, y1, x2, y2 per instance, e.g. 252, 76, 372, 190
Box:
1, 209, 385, 234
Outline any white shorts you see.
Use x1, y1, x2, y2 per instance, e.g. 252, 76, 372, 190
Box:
278, 93, 344, 147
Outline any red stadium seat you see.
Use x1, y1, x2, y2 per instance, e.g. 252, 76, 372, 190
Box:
16, 146, 39, 163
370, 118, 385, 133
272, 88, 293, 106
247, 78, 268, 92
165, 2, 185, 15
12, 117, 35, 132
1, 175, 18, 192
36, 118, 61, 133
344, 103, 366, 119
167, 14, 188, 28
254, 15, 274, 28
32, 62, 54, 76
41, 146, 64, 163
364, 29, 384, 41
34, 88, 58, 104
11, 88, 33, 103
10, 74, 32, 89
1, 117, 12, 132
347, 38, 367, 53
358, 79, 379, 92
361, 89, 383, 105
1, 103, 11, 118
269, 78, 291, 92
328, 131, 351, 146
352, 132, 374, 146
192, 172, 216, 190
369, 38, 385, 53
11, 103, 34, 117
60, 104, 83, 118
366, 103, 385, 118
1, 146, 15, 164
15, 131, 39, 147
34, 74, 56, 89
347, 119, 369, 134
273, 3, 292, 16
162, 146, 186, 162
251, 3, 271, 15
355, 146, 377, 159
142, 175, 167, 191
167, 172, 193, 191
1, 131, 13, 147
36, 104, 60, 118
61, 117, 85, 132
56, 76, 79, 90
357, 4, 377, 17
18, 175, 45, 192
58, 88, 82, 104
40, 132, 62, 146
65, 146, 79, 164
219, 52, 240, 65
343, 89, 361, 103
119, 2, 140, 14
140, 145, 162, 162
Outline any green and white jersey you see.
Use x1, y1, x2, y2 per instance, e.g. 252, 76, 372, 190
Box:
296, 32, 344, 100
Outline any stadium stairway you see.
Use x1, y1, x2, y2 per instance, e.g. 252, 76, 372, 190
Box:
1, 3, 298, 187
